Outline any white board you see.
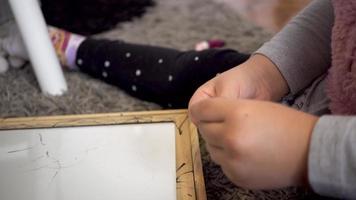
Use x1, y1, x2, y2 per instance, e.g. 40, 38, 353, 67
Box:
0, 123, 176, 200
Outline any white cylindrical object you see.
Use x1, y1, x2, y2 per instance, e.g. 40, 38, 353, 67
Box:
8, 0, 68, 96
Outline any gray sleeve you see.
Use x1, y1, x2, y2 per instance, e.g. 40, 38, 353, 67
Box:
309, 116, 356, 198
255, 0, 334, 95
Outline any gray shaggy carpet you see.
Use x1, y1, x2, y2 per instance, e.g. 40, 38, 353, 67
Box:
0, 0, 319, 199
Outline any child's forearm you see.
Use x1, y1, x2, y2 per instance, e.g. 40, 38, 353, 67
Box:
308, 116, 356, 198
255, 0, 334, 95
241, 54, 289, 101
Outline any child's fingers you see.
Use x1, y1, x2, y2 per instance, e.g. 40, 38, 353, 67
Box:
188, 81, 216, 109
197, 122, 226, 148
189, 97, 231, 124
215, 80, 239, 99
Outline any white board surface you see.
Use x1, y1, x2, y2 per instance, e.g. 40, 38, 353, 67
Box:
0, 123, 176, 200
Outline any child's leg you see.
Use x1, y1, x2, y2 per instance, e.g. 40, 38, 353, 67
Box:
76, 39, 249, 108
49, 27, 250, 108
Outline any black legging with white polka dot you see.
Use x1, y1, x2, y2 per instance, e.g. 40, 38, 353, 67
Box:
76, 39, 250, 108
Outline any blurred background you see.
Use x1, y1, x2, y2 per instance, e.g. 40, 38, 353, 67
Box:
1, 0, 311, 35
40, 0, 311, 34
217, 0, 311, 32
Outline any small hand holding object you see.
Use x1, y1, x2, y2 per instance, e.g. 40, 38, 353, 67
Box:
189, 98, 318, 189
189, 54, 289, 106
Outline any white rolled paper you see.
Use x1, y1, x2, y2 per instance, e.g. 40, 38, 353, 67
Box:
8, 0, 68, 96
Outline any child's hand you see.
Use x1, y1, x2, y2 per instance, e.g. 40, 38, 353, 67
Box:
189, 98, 318, 189
189, 54, 289, 106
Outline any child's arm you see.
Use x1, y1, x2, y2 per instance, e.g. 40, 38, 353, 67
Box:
308, 116, 356, 198
254, 1, 356, 197
190, 0, 334, 108
255, 0, 334, 95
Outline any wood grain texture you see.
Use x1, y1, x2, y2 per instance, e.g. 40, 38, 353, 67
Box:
190, 121, 207, 200
0, 110, 206, 200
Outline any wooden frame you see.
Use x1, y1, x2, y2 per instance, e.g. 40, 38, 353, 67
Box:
0, 110, 206, 200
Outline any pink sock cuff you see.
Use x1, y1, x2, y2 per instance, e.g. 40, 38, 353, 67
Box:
66, 34, 85, 69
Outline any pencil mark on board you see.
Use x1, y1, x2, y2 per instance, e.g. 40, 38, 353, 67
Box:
7, 147, 33, 153
38, 133, 46, 146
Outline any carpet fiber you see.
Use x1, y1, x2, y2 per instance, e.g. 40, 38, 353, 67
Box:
1, 0, 315, 199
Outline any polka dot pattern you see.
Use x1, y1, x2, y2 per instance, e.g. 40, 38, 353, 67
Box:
104, 60, 110, 67
77, 58, 83, 65
102, 71, 108, 78
75, 38, 249, 109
